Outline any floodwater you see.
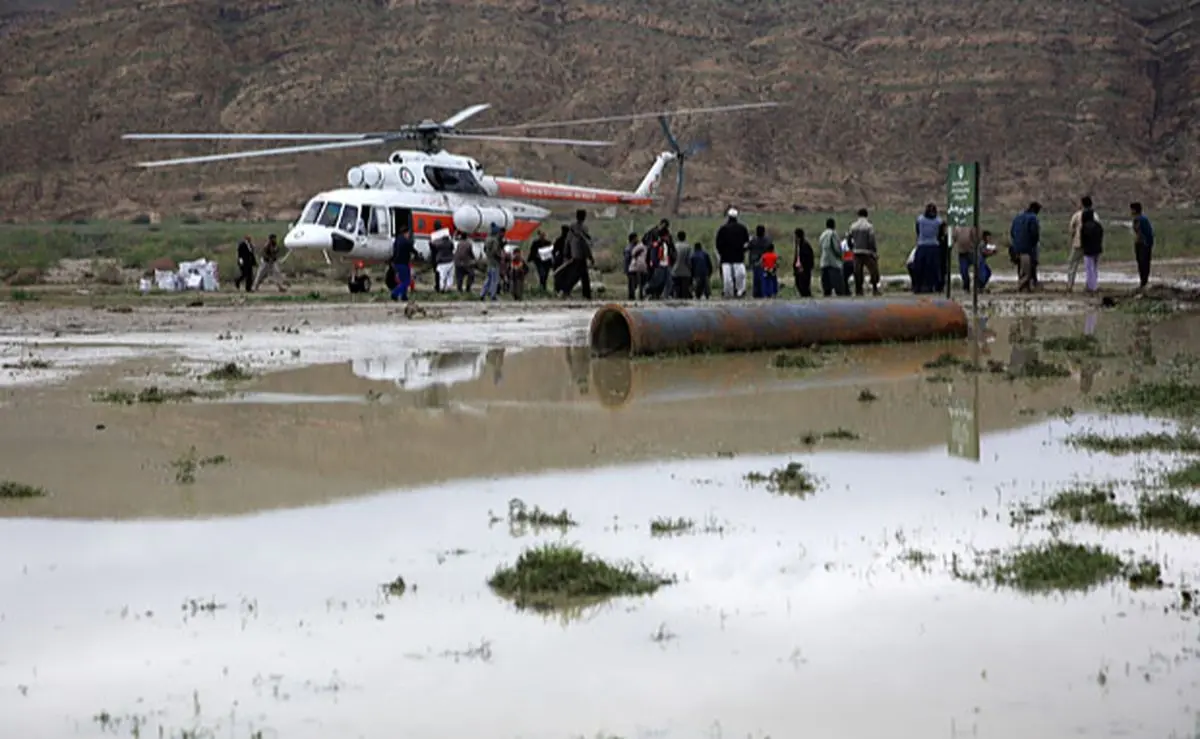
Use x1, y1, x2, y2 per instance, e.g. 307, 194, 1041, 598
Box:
2, 305, 1200, 738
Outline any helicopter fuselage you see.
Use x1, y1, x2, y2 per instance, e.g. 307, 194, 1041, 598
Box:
283, 148, 671, 262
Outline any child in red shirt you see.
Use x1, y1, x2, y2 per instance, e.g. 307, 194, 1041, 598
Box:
761, 247, 779, 298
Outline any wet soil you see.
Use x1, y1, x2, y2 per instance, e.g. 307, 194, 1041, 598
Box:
1, 298, 1200, 738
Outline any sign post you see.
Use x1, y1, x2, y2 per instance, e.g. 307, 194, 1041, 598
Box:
946, 162, 980, 306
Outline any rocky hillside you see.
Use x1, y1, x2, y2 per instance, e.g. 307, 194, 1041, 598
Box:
1, 0, 1198, 221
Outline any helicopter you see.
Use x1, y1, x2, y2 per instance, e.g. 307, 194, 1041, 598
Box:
123, 100, 777, 285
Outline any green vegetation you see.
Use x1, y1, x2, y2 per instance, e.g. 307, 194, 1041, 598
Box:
801, 428, 860, 445
1099, 381, 1200, 417
2, 357, 52, 370
771, 352, 822, 370
1044, 485, 1138, 528
923, 353, 969, 370
203, 362, 252, 381
506, 498, 577, 528
649, 517, 694, 536
1007, 358, 1071, 379
488, 543, 674, 611
92, 386, 226, 404
1041, 335, 1109, 356
382, 576, 408, 597
897, 549, 936, 570
1163, 460, 1200, 489
1067, 430, 1200, 454
0, 480, 46, 498
171, 448, 228, 484
1137, 491, 1200, 534
956, 540, 1143, 593
745, 462, 820, 498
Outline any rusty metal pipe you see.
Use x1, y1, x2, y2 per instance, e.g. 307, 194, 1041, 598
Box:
589, 298, 969, 357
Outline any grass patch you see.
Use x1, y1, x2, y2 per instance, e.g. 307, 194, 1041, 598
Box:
170, 448, 228, 484
1163, 460, 1200, 488
1067, 431, 1200, 454
0, 480, 46, 498
857, 389, 878, 402
1045, 485, 1138, 528
92, 386, 225, 404
649, 517, 694, 536
487, 543, 674, 611
1007, 358, 1071, 379
2, 358, 52, 370
1041, 335, 1104, 354
956, 540, 1134, 593
771, 351, 822, 370
507, 498, 576, 528
1137, 491, 1200, 533
1127, 559, 1165, 589
801, 428, 859, 445
898, 549, 936, 570
923, 353, 968, 369
745, 462, 820, 498
382, 575, 408, 597
1099, 381, 1200, 417
203, 362, 252, 381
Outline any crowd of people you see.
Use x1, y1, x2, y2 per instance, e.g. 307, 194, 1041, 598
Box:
377, 199, 1158, 303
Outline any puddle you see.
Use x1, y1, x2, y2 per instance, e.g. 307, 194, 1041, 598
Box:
3, 305, 1200, 736
2, 414, 1200, 738
3, 309, 1200, 519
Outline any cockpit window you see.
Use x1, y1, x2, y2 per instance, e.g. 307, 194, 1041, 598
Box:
317, 202, 342, 228
300, 200, 324, 224
424, 166, 486, 195
337, 205, 359, 233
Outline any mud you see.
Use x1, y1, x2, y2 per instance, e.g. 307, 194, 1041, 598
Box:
2, 298, 1200, 738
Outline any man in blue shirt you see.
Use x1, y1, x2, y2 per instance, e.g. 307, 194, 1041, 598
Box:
1009, 202, 1041, 292
1130, 201, 1155, 289
390, 224, 415, 302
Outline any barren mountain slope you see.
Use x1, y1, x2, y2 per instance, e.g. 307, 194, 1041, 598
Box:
0, 0, 1197, 221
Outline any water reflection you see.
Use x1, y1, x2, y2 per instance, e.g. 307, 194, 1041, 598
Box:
2, 415, 1198, 738
351, 349, 495, 391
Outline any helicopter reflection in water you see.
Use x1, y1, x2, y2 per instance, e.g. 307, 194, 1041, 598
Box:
351, 349, 492, 392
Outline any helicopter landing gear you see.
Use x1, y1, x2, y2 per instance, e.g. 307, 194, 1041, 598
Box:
348, 274, 371, 294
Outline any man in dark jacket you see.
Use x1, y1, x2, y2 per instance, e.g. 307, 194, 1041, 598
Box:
527, 230, 552, 292
235, 235, 257, 292
560, 209, 594, 299
690, 241, 714, 299
792, 228, 814, 298
1009, 202, 1041, 292
551, 224, 570, 295
1130, 201, 1155, 289
715, 207, 749, 298
747, 224, 773, 298
390, 224, 415, 301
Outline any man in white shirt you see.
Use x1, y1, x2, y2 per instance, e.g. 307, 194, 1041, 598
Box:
1067, 195, 1100, 292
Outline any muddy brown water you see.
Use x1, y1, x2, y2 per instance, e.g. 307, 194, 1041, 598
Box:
2, 306, 1200, 737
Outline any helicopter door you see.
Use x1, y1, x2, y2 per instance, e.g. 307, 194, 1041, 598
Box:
364, 206, 392, 256
390, 207, 412, 237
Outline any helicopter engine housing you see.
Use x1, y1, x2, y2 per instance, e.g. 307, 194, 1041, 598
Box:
453, 205, 515, 235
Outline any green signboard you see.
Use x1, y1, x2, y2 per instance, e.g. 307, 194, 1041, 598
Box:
946, 162, 979, 229
947, 372, 981, 461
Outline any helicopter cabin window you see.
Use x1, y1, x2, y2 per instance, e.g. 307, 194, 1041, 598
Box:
424, 166, 486, 195
337, 204, 359, 233
300, 200, 324, 225
317, 202, 343, 228
368, 206, 389, 236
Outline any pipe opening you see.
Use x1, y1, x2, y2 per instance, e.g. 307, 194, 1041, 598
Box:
590, 306, 632, 357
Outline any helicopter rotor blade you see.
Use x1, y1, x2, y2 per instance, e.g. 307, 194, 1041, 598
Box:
441, 103, 492, 128
467, 101, 778, 134
122, 133, 380, 141
132, 138, 389, 168
444, 133, 611, 147
657, 116, 681, 153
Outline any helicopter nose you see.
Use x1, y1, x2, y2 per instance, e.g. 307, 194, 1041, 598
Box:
283, 226, 328, 250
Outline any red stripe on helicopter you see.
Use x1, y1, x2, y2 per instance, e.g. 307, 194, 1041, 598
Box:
409, 210, 540, 242
491, 178, 654, 207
